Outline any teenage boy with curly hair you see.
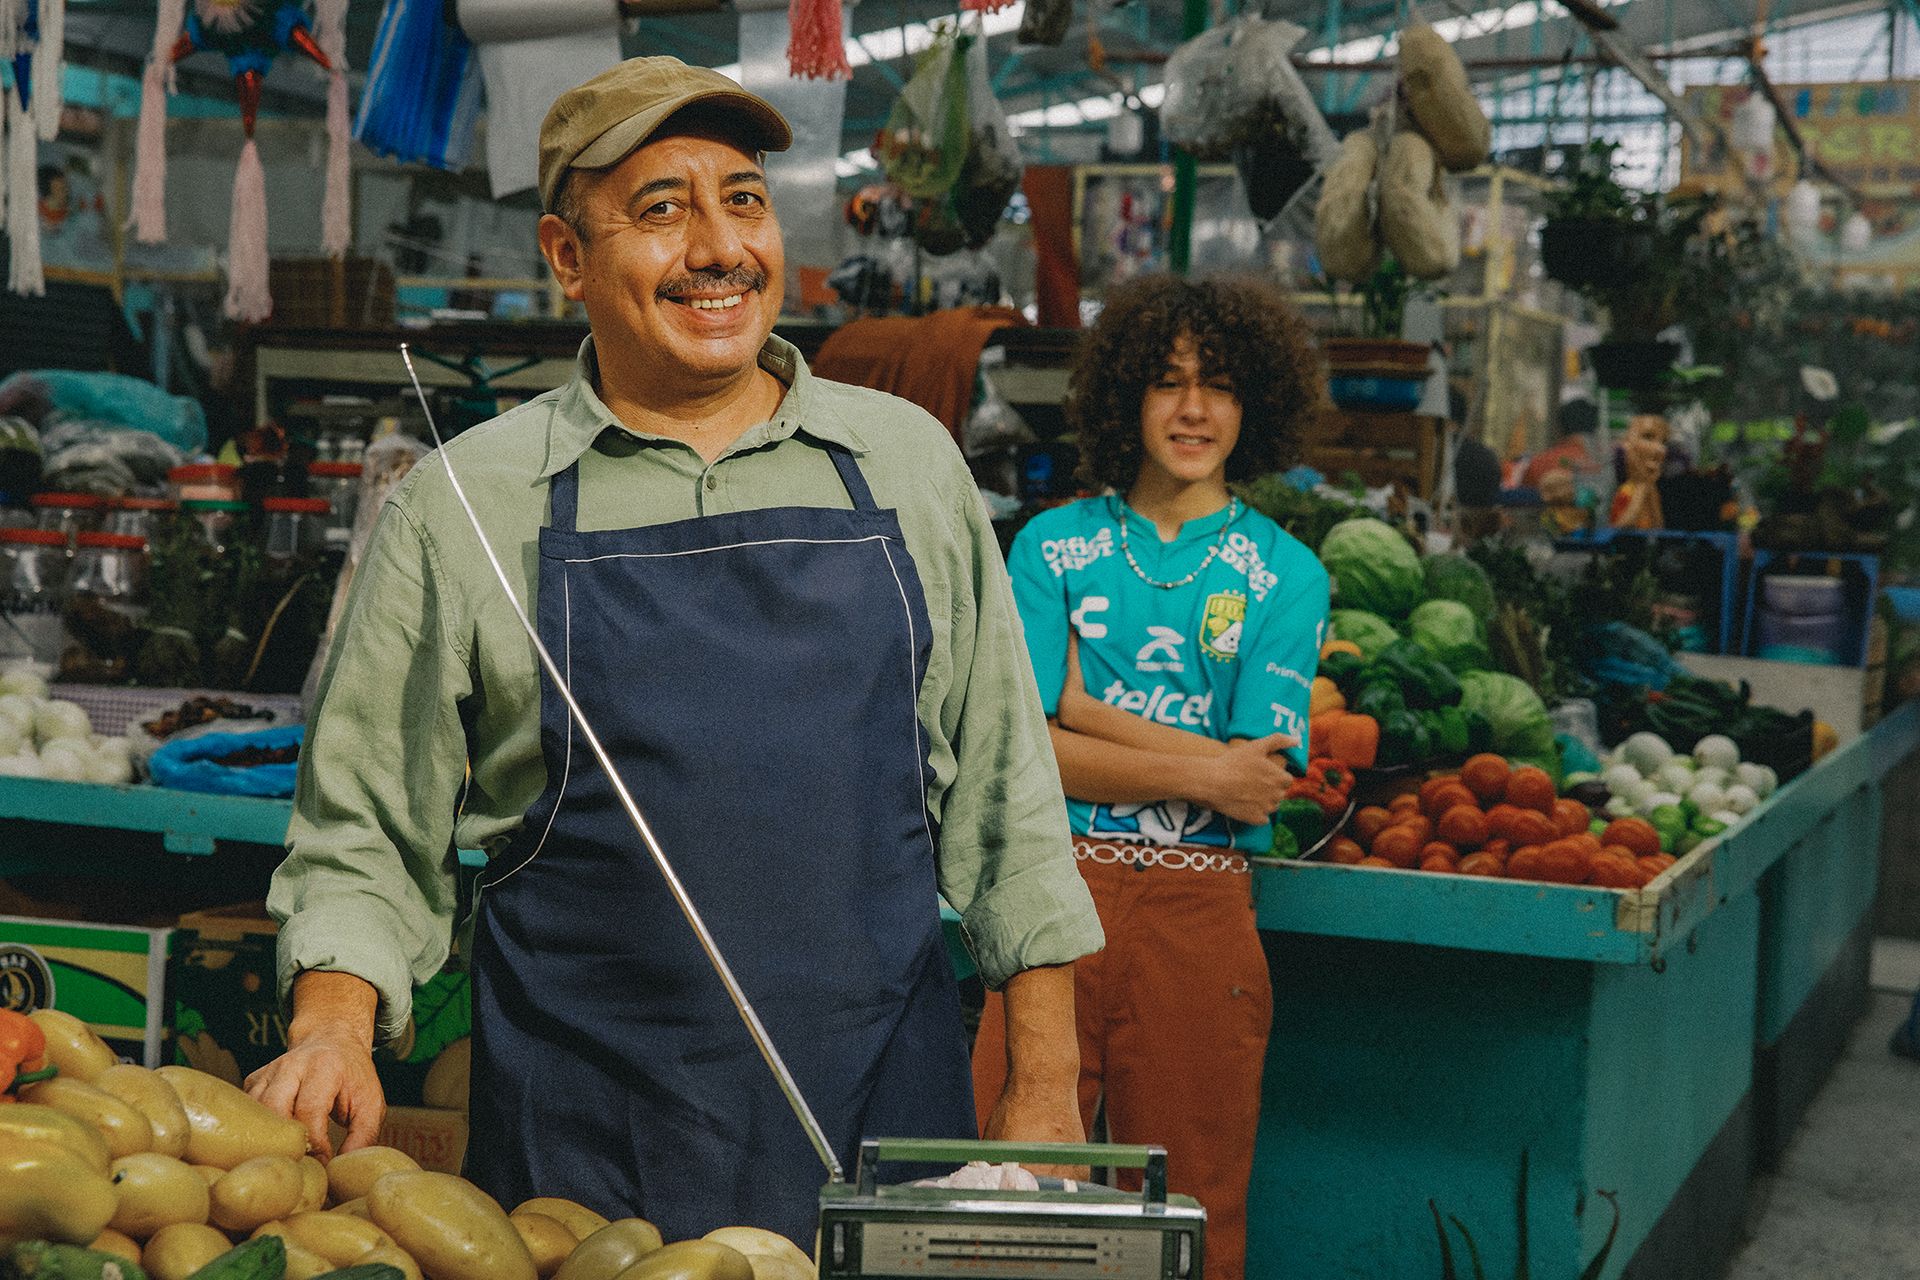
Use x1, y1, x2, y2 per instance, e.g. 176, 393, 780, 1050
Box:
973, 274, 1330, 1279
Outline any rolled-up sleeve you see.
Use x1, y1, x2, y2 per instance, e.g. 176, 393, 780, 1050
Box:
932, 480, 1103, 989
268, 498, 470, 1045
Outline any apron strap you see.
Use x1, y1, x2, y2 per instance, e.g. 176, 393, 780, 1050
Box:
549, 462, 581, 533
826, 444, 878, 512
548, 438, 875, 530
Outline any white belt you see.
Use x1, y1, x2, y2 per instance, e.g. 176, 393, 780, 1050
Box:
1072, 838, 1250, 874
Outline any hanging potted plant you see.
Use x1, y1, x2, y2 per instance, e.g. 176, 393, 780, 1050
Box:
1538, 141, 1648, 290
1323, 257, 1433, 411
1583, 195, 1710, 397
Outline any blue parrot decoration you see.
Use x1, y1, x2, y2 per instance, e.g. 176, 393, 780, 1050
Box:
170, 0, 331, 136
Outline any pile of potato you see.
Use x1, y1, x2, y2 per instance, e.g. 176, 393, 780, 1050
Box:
0, 1010, 815, 1280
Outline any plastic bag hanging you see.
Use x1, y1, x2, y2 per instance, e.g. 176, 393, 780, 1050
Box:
950, 33, 1022, 249
877, 25, 969, 199
788, 0, 851, 79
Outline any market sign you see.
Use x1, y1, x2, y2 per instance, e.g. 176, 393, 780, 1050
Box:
1680, 81, 1920, 199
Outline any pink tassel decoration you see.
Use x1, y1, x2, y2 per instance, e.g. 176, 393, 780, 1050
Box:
314, 0, 350, 258
959, 0, 1016, 10
8, 89, 43, 296
788, 0, 851, 79
130, 0, 188, 244
224, 137, 271, 321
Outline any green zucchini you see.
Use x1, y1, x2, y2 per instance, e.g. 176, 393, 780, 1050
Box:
311, 1268, 406, 1280
184, 1238, 284, 1280
3, 1241, 148, 1280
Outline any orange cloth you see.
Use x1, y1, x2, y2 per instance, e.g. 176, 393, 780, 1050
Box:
972, 852, 1271, 1280
810, 306, 1027, 446
1023, 165, 1081, 329
1609, 481, 1664, 529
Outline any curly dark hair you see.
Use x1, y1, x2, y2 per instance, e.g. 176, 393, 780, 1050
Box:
1069, 274, 1324, 493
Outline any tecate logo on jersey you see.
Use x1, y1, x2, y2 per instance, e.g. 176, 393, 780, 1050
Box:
1042, 530, 1115, 576
1103, 680, 1214, 728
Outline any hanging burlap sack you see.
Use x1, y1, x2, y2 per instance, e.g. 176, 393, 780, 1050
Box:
1379, 131, 1461, 279
1399, 23, 1491, 172
1314, 131, 1381, 282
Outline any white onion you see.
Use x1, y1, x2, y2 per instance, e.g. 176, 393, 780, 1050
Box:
1621, 732, 1675, 774
1693, 765, 1731, 790
0, 719, 25, 758
0, 753, 43, 777
1735, 762, 1776, 798
83, 751, 134, 786
32, 701, 92, 747
1709, 808, 1743, 827
1638, 790, 1684, 816
0, 666, 49, 701
1722, 784, 1760, 815
1655, 760, 1698, 793
1687, 782, 1729, 815
1605, 795, 1637, 819
1603, 764, 1644, 794
35, 744, 88, 781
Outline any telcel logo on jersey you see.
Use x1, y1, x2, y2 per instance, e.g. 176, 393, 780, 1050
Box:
1103, 681, 1214, 728
1042, 530, 1114, 576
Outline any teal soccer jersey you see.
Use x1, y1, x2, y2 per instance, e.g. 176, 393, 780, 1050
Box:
1008, 494, 1331, 853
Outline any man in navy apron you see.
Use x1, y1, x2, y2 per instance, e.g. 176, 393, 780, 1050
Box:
251, 59, 1103, 1247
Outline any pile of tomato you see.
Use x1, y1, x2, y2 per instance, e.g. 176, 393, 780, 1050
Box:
1324, 753, 1679, 889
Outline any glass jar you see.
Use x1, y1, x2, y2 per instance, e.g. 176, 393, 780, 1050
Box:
168, 463, 240, 505
32, 492, 106, 544
304, 462, 361, 549
104, 496, 178, 543
0, 527, 72, 663
262, 497, 330, 561
180, 498, 250, 554
71, 532, 149, 609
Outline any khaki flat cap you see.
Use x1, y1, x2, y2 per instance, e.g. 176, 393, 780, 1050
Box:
539, 57, 793, 211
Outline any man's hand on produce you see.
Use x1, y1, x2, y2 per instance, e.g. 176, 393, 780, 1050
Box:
982, 1078, 1090, 1180
246, 1025, 385, 1160
247, 969, 386, 1159
1198, 733, 1297, 825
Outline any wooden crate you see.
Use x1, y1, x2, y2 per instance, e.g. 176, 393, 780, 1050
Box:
1302, 410, 1444, 499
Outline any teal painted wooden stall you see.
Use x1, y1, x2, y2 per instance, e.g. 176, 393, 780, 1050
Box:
1243, 702, 1920, 1280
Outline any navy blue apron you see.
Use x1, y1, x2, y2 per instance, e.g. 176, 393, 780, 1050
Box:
464, 443, 977, 1246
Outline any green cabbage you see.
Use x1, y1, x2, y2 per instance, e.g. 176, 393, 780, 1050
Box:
1458, 670, 1557, 769
1422, 552, 1498, 617
1318, 518, 1424, 619
1408, 599, 1492, 673
1328, 609, 1401, 660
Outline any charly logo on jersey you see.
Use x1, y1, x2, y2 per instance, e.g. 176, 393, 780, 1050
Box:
1087, 800, 1221, 847
0, 943, 53, 1012
1071, 596, 1111, 639
1135, 625, 1186, 673
1199, 591, 1246, 662
1042, 529, 1115, 577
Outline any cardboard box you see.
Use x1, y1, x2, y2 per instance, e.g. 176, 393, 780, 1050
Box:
0, 913, 176, 1066
170, 906, 471, 1106
333, 1106, 470, 1175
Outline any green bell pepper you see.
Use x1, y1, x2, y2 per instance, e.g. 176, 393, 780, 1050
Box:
1267, 824, 1302, 860
1319, 650, 1366, 687
1461, 707, 1493, 755
1377, 709, 1431, 769
1274, 798, 1328, 852
1373, 639, 1463, 709
1352, 678, 1407, 721
1428, 705, 1471, 757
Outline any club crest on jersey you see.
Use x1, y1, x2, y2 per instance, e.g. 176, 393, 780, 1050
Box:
1199, 591, 1245, 661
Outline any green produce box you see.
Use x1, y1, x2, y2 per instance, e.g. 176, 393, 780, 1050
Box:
170, 905, 471, 1106
0, 913, 177, 1067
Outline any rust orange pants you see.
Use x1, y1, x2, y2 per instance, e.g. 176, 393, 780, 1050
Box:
972, 848, 1273, 1280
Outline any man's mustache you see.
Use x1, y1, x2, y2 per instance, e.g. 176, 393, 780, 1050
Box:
656, 268, 767, 298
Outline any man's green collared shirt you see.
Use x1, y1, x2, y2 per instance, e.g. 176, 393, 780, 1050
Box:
269, 335, 1102, 1042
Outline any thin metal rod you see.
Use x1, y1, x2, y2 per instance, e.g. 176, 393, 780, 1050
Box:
398, 344, 844, 1183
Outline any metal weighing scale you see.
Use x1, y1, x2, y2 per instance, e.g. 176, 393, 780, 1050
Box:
819, 1139, 1205, 1279
401, 348, 1208, 1278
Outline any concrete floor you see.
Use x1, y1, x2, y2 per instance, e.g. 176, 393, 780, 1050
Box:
1724, 939, 1920, 1279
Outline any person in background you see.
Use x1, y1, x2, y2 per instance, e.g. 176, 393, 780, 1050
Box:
1611, 413, 1669, 530
971, 274, 1329, 1280
1445, 384, 1504, 543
